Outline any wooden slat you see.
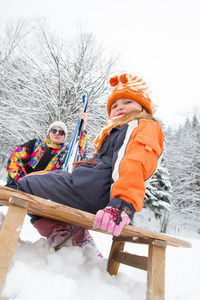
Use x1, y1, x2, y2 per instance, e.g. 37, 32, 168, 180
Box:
114, 251, 148, 271
113, 236, 150, 244
146, 241, 167, 300
113, 236, 168, 246
9, 196, 29, 208
0, 185, 192, 248
107, 240, 125, 275
0, 201, 28, 295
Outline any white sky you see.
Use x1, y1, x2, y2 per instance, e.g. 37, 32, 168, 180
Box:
1, 0, 200, 126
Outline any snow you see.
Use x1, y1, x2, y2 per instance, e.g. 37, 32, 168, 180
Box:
0, 180, 199, 300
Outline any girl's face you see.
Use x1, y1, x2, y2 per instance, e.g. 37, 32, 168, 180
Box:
49, 126, 65, 144
110, 98, 142, 119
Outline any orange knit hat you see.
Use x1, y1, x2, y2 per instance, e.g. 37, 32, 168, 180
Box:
107, 73, 154, 116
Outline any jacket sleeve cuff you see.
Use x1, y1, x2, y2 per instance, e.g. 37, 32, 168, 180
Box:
108, 198, 135, 220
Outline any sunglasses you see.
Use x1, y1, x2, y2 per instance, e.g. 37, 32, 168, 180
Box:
50, 128, 65, 136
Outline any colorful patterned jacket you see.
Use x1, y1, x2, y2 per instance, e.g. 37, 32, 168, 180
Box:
6, 131, 88, 185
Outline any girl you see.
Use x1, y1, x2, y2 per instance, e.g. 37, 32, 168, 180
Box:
17, 73, 165, 251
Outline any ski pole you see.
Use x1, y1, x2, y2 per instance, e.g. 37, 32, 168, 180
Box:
62, 92, 88, 172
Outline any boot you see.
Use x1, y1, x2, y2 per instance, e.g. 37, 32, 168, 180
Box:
70, 227, 103, 258
33, 217, 103, 257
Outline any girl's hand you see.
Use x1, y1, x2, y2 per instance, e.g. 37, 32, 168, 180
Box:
93, 207, 130, 236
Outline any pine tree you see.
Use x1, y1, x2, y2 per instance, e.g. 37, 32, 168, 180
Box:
165, 112, 200, 234
144, 154, 172, 232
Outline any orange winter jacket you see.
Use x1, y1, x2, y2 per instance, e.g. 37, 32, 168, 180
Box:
110, 118, 164, 211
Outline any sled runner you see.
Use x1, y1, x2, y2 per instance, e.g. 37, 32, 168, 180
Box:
0, 186, 191, 300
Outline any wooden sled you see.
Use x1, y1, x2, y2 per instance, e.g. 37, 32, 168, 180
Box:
0, 186, 191, 300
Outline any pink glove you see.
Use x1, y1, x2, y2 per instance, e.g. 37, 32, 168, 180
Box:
93, 207, 131, 236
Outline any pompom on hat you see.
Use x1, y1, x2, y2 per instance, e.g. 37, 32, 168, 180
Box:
47, 121, 67, 137
107, 74, 154, 116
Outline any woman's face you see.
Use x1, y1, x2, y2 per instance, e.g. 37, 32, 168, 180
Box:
49, 126, 65, 144
110, 98, 142, 119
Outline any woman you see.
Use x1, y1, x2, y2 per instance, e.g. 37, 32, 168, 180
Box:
6, 115, 87, 189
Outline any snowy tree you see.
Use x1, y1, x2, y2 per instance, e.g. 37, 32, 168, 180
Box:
0, 19, 117, 172
165, 111, 200, 233
144, 153, 172, 233
0, 19, 30, 174
0, 19, 28, 65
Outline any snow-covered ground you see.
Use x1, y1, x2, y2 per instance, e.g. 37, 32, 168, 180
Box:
0, 180, 199, 300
